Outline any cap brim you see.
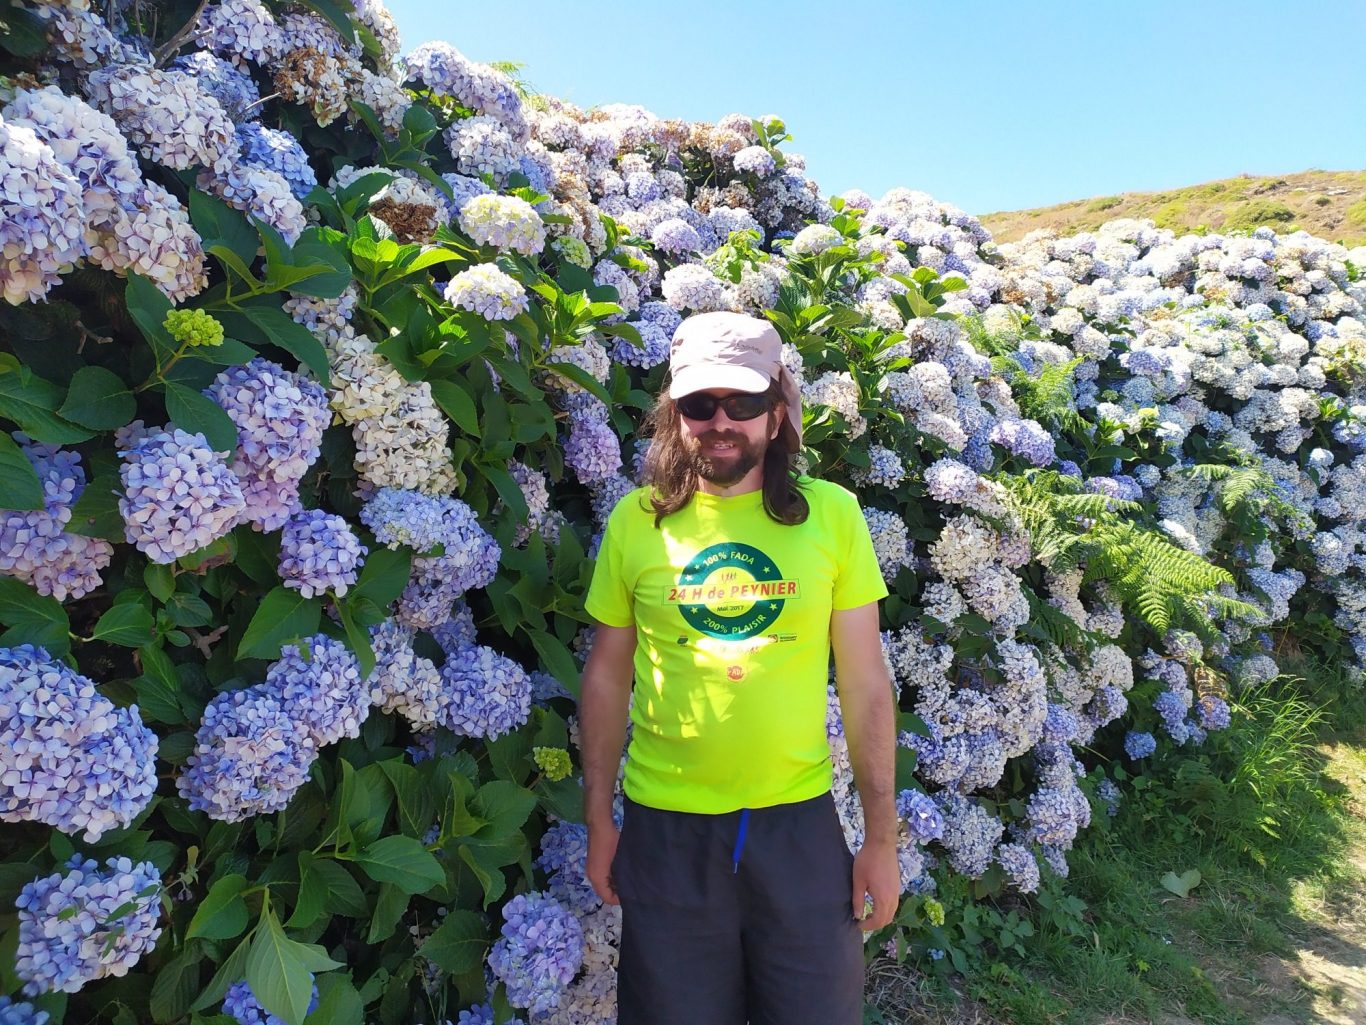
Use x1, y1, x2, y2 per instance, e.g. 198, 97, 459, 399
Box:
668, 364, 771, 399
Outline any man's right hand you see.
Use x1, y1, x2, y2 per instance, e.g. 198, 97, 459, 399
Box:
586, 823, 622, 905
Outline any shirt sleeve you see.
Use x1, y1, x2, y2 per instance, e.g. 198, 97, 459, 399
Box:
584, 496, 635, 627
832, 489, 891, 611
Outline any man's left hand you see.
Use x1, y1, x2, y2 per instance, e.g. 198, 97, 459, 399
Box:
850, 840, 900, 932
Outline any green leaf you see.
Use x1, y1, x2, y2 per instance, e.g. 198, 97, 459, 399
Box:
0, 577, 70, 655
0, 366, 93, 444
124, 272, 177, 364
221, 306, 331, 385
472, 781, 537, 839
335, 600, 376, 679
418, 910, 487, 975
189, 192, 260, 277
543, 360, 612, 405
365, 882, 408, 944
354, 835, 444, 893
164, 382, 239, 453
0, 4, 47, 57
246, 907, 343, 1025
350, 547, 411, 610
58, 366, 136, 430
304, 973, 364, 1025
67, 470, 123, 542
236, 586, 323, 660
429, 379, 480, 436
186, 874, 249, 941
91, 603, 156, 647
1159, 868, 1202, 898
149, 944, 203, 1023
191, 933, 251, 1011
143, 564, 175, 602
132, 643, 187, 724
527, 628, 581, 699
0, 431, 44, 511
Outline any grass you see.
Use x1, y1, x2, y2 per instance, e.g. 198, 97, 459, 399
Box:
980, 169, 1366, 247
869, 655, 1366, 1024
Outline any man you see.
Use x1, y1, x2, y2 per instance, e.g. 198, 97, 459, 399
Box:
579, 310, 899, 1025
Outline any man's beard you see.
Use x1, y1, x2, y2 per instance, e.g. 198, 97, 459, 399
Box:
688, 430, 766, 487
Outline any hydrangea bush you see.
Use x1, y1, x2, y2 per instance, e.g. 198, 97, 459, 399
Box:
0, 1, 1362, 1021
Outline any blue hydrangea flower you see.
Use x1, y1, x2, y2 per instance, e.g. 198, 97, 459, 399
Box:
266, 635, 368, 747
1, 645, 158, 842
1124, 730, 1157, 760
537, 820, 596, 911
0, 995, 48, 1025
15, 856, 162, 995
995, 842, 1041, 893
487, 892, 584, 1015
0, 434, 113, 600
235, 122, 317, 201
222, 977, 318, 1025
177, 685, 317, 821
438, 643, 532, 740
1196, 694, 1231, 731
989, 417, 1056, 466
1096, 778, 1121, 817
116, 422, 245, 564
896, 789, 945, 843
278, 509, 367, 598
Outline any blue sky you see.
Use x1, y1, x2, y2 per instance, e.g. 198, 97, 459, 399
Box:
385, 0, 1366, 215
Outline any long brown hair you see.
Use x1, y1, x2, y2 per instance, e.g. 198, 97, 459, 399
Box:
641, 377, 809, 527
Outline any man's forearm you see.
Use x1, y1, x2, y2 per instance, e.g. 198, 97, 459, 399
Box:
579, 666, 632, 831
841, 674, 898, 846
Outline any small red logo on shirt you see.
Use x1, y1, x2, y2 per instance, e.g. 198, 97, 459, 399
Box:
727, 665, 745, 681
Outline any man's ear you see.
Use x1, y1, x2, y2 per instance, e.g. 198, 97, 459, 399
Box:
769, 401, 785, 442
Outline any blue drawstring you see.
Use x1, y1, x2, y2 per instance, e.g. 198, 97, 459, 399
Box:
732, 807, 750, 874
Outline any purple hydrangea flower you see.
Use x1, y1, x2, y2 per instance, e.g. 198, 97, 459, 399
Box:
995, 842, 1041, 893
564, 400, 622, 486
487, 892, 585, 1015
989, 417, 1056, 467
15, 856, 162, 995
266, 635, 368, 747
732, 145, 776, 176
650, 217, 702, 255
0, 645, 158, 841
204, 358, 331, 532
1196, 694, 1231, 731
0, 114, 87, 304
177, 685, 317, 821
278, 509, 367, 598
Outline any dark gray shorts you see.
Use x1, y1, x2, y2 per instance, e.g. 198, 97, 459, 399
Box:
611, 789, 865, 1025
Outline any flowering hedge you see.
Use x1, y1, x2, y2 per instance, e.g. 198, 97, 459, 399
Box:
1, 1, 1364, 1023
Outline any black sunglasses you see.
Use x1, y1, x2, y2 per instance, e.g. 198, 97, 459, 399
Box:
676, 392, 772, 422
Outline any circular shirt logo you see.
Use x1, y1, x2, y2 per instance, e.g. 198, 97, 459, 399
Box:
676, 542, 787, 640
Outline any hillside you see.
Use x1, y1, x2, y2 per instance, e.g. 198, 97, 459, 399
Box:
979, 169, 1366, 246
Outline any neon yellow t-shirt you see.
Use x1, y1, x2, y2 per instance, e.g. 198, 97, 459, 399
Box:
584, 477, 888, 814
